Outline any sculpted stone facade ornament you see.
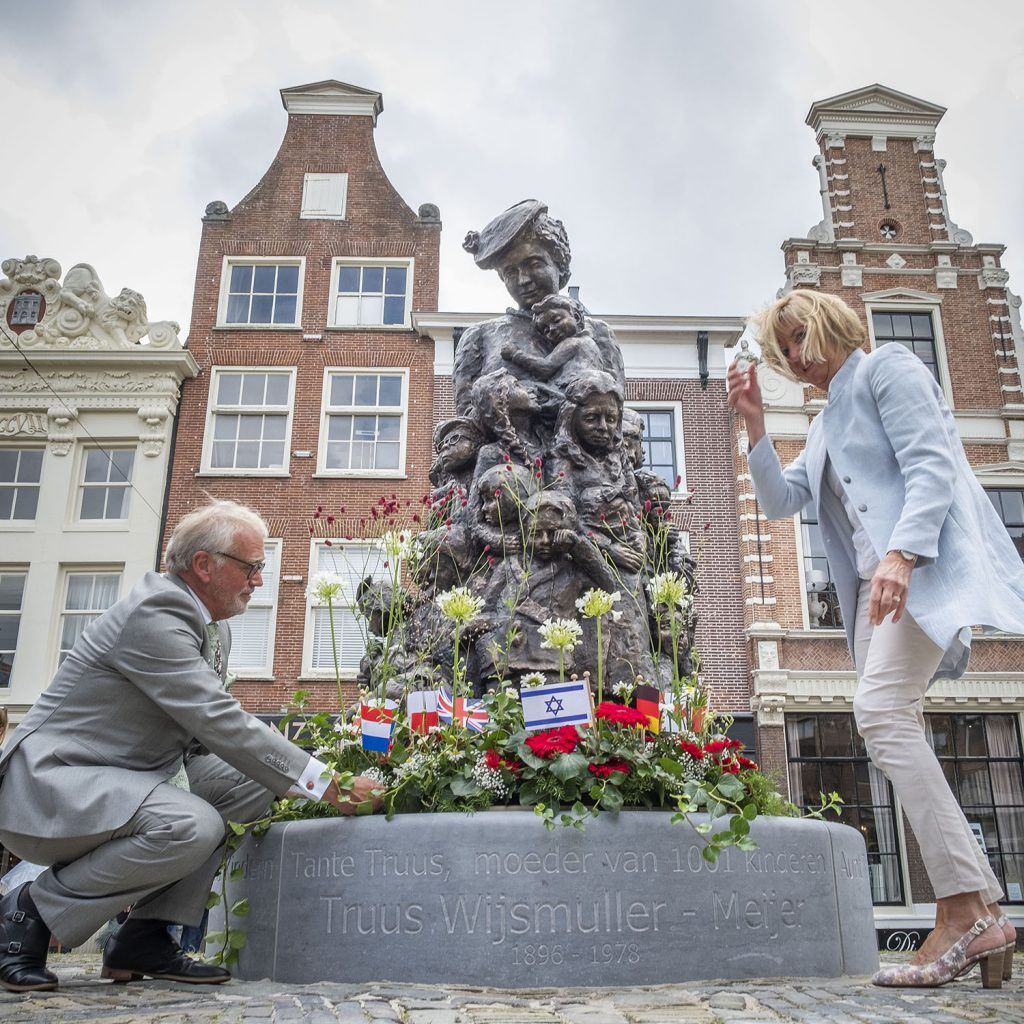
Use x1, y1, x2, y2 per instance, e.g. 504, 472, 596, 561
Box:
979, 265, 1011, 290
0, 257, 183, 352
787, 263, 822, 287
46, 404, 77, 456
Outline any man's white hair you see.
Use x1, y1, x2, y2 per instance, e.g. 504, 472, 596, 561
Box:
165, 500, 268, 574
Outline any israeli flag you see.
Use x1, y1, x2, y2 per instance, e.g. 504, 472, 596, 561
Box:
520, 678, 593, 732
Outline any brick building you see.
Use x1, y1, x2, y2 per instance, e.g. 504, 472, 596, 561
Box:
739, 85, 1024, 935
160, 80, 442, 714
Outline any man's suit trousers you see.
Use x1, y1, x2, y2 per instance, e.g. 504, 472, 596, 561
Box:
0, 754, 272, 947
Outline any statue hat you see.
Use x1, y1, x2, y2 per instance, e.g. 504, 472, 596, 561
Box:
433, 416, 484, 449
463, 199, 546, 270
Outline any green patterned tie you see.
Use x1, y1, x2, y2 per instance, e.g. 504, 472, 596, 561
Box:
205, 622, 223, 677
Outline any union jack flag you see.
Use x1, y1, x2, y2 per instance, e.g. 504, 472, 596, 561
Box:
437, 686, 489, 732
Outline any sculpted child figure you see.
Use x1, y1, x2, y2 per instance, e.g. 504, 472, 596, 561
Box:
500, 294, 605, 393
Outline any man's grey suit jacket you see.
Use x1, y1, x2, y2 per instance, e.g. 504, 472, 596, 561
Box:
0, 571, 310, 839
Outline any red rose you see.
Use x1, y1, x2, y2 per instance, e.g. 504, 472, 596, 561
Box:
595, 702, 650, 728
588, 759, 631, 779
525, 725, 580, 758
679, 739, 705, 760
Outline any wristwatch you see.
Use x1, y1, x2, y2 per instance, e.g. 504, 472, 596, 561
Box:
896, 550, 918, 566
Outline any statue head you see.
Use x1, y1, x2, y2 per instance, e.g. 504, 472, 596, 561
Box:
470, 369, 539, 463
476, 462, 533, 528
431, 416, 485, 484
621, 408, 645, 470
525, 490, 580, 562
463, 200, 571, 310
531, 294, 584, 344
554, 369, 624, 462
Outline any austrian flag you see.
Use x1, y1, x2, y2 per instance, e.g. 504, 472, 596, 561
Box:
437, 687, 489, 732
360, 699, 398, 752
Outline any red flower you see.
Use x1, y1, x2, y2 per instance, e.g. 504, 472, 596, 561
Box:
595, 702, 650, 728
589, 759, 631, 778
726, 738, 744, 750
484, 749, 502, 770
722, 761, 741, 775
679, 739, 705, 760
703, 739, 729, 755
736, 755, 759, 771
485, 749, 525, 774
525, 725, 580, 758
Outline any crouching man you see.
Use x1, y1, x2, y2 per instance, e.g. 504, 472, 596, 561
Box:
0, 500, 382, 991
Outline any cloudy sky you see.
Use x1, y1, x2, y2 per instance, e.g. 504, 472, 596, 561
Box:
3, 1, 1023, 332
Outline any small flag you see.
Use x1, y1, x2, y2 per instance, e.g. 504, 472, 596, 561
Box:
632, 684, 661, 733
407, 690, 439, 735
520, 677, 594, 732
437, 687, 490, 732
360, 699, 398, 752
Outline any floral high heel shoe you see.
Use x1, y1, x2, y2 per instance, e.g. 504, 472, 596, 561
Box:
872, 916, 1007, 989
996, 913, 1016, 981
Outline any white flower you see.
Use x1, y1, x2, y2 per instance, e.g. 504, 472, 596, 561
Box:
612, 680, 635, 701
435, 586, 484, 624
650, 571, 690, 609
575, 589, 621, 619
503, 687, 519, 699
381, 530, 413, 561
360, 766, 388, 786
520, 672, 546, 688
538, 617, 583, 652
472, 756, 510, 798
308, 571, 345, 603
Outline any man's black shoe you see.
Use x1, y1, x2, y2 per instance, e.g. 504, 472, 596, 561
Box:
102, 919, 230, 984
0, 882, 58, 993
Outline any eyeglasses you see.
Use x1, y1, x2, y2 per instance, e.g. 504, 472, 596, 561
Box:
214, 551, 266, 581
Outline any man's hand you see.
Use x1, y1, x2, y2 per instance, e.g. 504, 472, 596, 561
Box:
726, 361, 766, 447
869, 551, 914, 626
322, 773, 385, 816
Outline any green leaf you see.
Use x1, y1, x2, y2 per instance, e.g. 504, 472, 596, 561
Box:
549, 752, 589, 782
742, 802, 758, 821
658, 757, 684, 777
228, 821, 246, 837
204, 930, 226, 946
228, 930, 247, 950
205, 892, 221, 911
450, 776, 483, 798
737, 837, 758, 851
600, 786, 624, 812
702, 845, 721, 864
230, 898, 250, 918
716, 775, 745, 800
694, 822, 712, 835
228, 865, 245, 881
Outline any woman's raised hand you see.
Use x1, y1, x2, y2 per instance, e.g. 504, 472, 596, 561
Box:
727, 361, 766, 444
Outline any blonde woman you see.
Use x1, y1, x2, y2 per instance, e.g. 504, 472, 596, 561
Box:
728, 290, 1024, 988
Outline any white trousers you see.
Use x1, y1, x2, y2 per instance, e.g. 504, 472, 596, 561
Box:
851, 582, 1003, 903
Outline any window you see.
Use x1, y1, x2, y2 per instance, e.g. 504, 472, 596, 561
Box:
800, 506, 843, 629
300, 173, 347, 219
786, 712, 904, 904
872, 311, 940, 384
925, 714, 1024, 904
220, 260, 302, 327
0, 571, 26, 687
319, 370, 406, 475
627, 404, 685, 492
305, 542, 387, 677
226, 540, 281, 677
204, 369, 294, 474
58, 571, 120, 664
78, 449, 134, 520
0, 448, 42, 520
986, 489, 1024, 560
330, 259, 412, 328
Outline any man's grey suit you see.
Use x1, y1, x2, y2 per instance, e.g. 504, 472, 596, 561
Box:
0, 571, 311, 947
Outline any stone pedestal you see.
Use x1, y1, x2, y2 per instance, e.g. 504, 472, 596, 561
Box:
213, 811, 878, 986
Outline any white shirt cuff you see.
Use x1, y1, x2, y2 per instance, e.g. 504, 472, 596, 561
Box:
286, 755, 332, 801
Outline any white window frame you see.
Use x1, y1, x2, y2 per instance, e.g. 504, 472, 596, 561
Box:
315, 367, 408, 479
624, 401, 687, 497
863, 292, 953, 408
216, 256, 305, 329
199, 366, 296, 478
300, 173, 348, 220
226, 538, 281, 678
301, 539, 388, 680
0, 567, 28, 688
74, 445, 135, 525
0, 446, 44, 526
327, 257, 414, 331
55, 567, 122, 671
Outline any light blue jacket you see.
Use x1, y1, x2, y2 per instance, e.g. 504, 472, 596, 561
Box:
748, 344, 1024, 680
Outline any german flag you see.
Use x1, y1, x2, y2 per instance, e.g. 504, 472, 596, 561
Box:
632, 683, 661, 733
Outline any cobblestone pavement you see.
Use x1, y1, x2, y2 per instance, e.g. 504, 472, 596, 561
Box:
2, 952, 1023, 1024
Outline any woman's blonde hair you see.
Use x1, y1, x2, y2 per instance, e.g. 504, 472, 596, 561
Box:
751, 290, 867, 380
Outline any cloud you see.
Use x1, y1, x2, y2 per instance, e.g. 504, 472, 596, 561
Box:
1, 0, 1022, 330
